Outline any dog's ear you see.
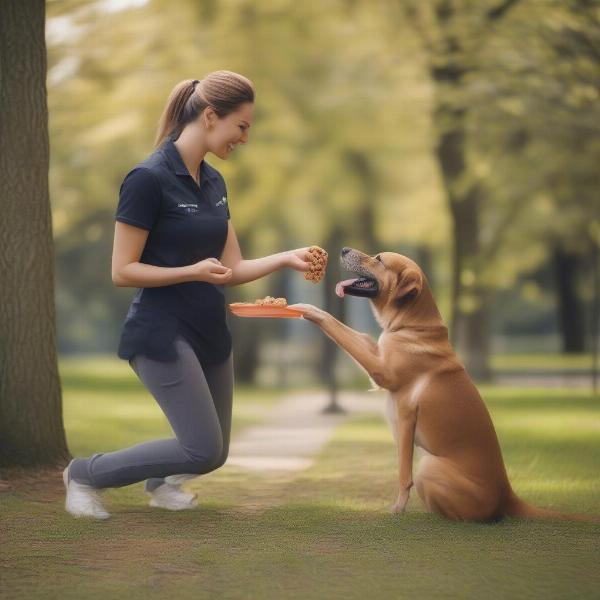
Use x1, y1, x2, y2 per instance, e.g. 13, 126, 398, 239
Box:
392, 268, 423, 304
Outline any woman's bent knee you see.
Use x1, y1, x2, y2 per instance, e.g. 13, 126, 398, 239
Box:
183, 439, 224, 473
210, 448, 229, 471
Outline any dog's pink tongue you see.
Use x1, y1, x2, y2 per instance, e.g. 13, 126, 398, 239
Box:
336, 278, 359, 298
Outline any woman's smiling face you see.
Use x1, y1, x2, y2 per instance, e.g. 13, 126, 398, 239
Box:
205, 102, 254, 160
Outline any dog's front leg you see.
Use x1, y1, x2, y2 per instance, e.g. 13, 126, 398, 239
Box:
290, 304, 387, 383
390, 404, 417, 514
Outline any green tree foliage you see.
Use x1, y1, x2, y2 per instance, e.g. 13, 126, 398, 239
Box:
402, 0, 598, 370
45, 0, 596, 379
46, 0, 446, 363
466, 0, 600, 353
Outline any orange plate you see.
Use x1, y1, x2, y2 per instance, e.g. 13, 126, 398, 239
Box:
228, 303, 303, 319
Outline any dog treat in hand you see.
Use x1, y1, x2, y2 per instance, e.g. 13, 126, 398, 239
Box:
304, 246, 328, 283
254, 296, 288, 307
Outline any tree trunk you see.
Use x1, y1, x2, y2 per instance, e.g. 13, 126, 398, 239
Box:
452, 289, 493, 380
552, 246, 586, 353
345, 149, 379, 255
229, 317, 261, 383
317, 227, 347, 412
273, 266, 292, 388
432, 98, 492, 381
402, 1, 523, 381
591, 241, 599, 395
0, 1, 69, 468
420, 1, 492, 380
316, 151, 381, 406
415, 245, 434, 286
227, 229, 261, 384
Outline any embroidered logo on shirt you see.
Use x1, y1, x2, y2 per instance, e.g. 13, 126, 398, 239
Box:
178, 203, 199, 215
215, 197, 227, 207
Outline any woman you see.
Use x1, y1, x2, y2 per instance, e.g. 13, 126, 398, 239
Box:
63, 71, 314, 519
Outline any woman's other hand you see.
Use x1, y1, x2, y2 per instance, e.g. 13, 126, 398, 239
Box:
191, 257, 233, 284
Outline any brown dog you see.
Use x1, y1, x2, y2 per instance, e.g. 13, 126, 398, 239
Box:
291, 248, 594, 522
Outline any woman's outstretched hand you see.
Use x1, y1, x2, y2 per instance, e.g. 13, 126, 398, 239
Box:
284, 247, 313, 272
191, 257, 232, 284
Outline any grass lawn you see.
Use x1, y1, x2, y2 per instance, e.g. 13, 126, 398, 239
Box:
490, 353, 595, 372
1, 361, 599, 599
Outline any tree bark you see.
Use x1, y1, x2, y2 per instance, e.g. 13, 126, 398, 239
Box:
0, 1, 70, 468
345, 149, 379, 255
432, 96, 492, 380
552, 246, 586, 353
319, 227, 346, 411
402, 1, 524, 380
227, 230, 261, 384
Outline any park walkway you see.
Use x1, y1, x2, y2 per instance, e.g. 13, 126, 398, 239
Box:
227, 390, 384, 473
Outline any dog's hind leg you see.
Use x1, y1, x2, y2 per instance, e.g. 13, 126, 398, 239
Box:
414, 454, 501, 522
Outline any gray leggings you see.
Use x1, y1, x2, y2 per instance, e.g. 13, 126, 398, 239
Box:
68, 335, 233, 490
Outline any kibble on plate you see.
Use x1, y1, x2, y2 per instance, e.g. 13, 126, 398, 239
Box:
254, 296, 288, 307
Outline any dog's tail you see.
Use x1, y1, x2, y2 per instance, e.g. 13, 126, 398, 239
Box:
504, 490, 597, 523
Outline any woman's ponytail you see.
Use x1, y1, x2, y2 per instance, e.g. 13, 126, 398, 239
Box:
154, 71, 255, 148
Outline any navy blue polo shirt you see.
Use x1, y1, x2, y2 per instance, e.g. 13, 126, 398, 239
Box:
115, 137, 232, 366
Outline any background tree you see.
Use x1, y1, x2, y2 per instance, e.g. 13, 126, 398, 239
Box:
43, 0, 595, 391
403, 0, 523, 380
45, 0, 446, 383
467, 0, 600, 354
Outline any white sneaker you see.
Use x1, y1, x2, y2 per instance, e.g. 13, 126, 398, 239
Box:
164, 474, 198, 486
63, 462, 110, 520
146, 482, 197, 511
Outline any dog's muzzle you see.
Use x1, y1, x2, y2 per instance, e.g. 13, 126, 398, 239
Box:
336, 248, 379, 298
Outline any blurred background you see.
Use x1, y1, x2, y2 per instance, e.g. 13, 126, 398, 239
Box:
46, 0, 599, 389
